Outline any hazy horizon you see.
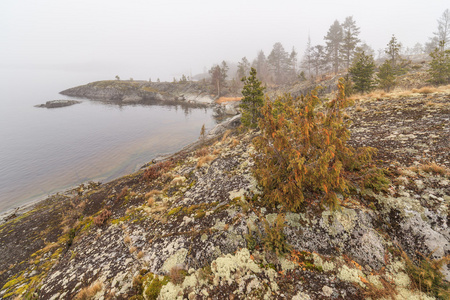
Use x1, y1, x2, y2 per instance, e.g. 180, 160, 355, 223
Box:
1, 0, 449, 82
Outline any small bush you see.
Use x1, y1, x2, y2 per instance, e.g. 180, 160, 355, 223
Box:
195, 147, 210, 158
402, 250, 450, 299
196, 155, 215, 168
420, 163, 447, 176
124, 234, 131, 244
117, 186, 128, 200
412, 86, 437, 94
253, 79, 376, 211
93, 209, 112, 226
142, 161, 173, 181
75, 280, 103, 300
363, 168, 390, 192
262, 214, 292, 257
169, 266, 188, 285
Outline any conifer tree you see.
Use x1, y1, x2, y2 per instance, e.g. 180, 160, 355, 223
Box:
384, 35, 402, 69
428, 41, 450, 85
325, 20, 343, 74
341, 16, 361, 70
377, 60, 396, 92
349, 51, 375, 93
253, 79, 376, 211
240, 68, 265, 128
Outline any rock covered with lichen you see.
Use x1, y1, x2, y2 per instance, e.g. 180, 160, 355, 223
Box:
0, 88, 449, 299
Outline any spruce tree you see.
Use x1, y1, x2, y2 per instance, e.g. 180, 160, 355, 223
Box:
341, 16, 361, 70
349, 51, 375, 93
428, 41, 450, 85
377, 60, 396, 92
240, 68, 265, 128
325, 20, 343, 74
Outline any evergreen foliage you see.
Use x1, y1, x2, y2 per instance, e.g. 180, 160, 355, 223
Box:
349, 51, 376, 93
428, 41, 450, 85
377, 60, 397, 92
240, 68, 265, 128
341, 16, 361, 70
253, 79, 376, 212
325, 20, 343, 74
385, 35, 402, 67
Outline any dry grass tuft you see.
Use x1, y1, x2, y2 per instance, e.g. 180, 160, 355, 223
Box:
124, 234, 131, 244
197, 155, 215, 168
412, 86, 437, 94
145, 190, 161, 199
221, 130, 232, 143
75, 280, 103, 300
195, 147, 210, 158
419, 162, 448, 176
93, 209, 112, 226
169, 266, 187, 284
117, 186, 128, 200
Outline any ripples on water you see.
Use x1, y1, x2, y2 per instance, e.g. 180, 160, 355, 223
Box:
0, 68, 218, 212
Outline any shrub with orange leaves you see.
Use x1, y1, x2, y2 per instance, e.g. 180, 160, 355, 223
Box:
253, 78, 377, 211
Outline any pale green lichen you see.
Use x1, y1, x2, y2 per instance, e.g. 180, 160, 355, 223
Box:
161, 248, 188, 273
322, 207, 357, 235
265, 213, 278, 225
158, 282, 182, 300
211, 248, 261, 285
312, 253, 336, 272
337, 265, 365, 287
280, 257, 296, 271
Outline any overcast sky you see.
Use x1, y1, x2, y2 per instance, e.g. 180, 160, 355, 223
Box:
1, 0, 448, 81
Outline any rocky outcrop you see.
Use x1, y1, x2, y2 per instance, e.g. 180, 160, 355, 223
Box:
0, 89, 449, 299
35, 100, 81, 108
60, 80, 215, 106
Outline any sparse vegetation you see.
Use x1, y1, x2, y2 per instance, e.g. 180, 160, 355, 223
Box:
402, 250, 450, 299
262, 214, 291, 257
253, 79, 377, 211
75, 280, 103, 300
93, 209, 112, 226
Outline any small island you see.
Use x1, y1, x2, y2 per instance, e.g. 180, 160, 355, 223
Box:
35, 100, 82, 108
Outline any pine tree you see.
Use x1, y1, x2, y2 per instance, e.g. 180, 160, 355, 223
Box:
301, 35, 313, 79
325, 20, 343, 74
240, 68, 265, 128
428, 41, 450, 85
385, 35, 402, 69
341, 16, 361, 70
349, 51, 375, 93
268, 42, 289, 84
237, 57, 251, 80
377, 60, 396, 92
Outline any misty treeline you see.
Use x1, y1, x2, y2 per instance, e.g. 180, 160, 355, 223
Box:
203, 9, 449, 95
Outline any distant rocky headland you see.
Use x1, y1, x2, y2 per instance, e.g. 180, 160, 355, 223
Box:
60, 80, 216, 106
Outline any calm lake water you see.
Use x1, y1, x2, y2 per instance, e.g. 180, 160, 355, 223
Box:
0, 67, 217, 213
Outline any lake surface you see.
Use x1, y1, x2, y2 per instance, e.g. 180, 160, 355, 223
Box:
0, 67, 218, 213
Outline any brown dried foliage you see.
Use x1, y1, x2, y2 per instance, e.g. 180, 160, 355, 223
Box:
93, 209, 112, 226
142, 161, 173, 181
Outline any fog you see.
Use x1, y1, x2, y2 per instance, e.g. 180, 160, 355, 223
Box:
1, 0, 448, 81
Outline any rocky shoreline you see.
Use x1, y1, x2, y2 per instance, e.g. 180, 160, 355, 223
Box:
60, 80, 216, 106
0, 88, 448, 299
